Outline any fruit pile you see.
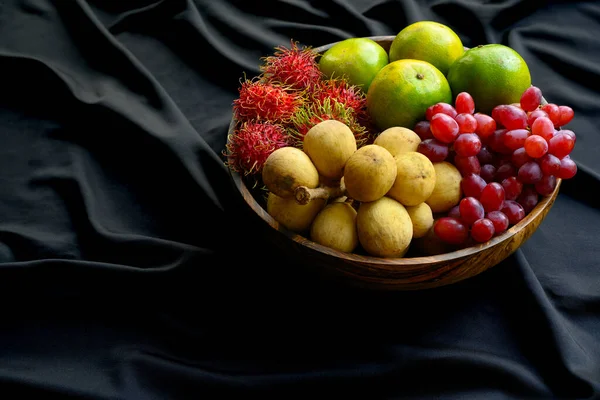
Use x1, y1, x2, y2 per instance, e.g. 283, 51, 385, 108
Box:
225, 40, 380, 185
413, 88, 576, 246
224, 20, 580, 258
262, 120, 438, 257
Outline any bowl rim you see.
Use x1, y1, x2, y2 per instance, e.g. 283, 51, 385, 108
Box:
225, 35, 562, 268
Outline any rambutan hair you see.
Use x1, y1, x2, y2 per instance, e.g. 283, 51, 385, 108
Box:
233, 78, 304, 123
287, 98, 376, 148
311, 77, 369, 124
260, 40, 323, 90
225, 121, 290, 179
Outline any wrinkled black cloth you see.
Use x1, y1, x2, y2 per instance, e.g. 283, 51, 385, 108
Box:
1, 0, 599, 399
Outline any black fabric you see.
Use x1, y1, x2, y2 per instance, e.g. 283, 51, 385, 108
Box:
1, 0, 599, 398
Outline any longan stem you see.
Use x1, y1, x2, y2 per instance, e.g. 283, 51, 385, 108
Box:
294, 180, 346, 205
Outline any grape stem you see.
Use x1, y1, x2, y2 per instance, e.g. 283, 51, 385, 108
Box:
295, 179, 347, 205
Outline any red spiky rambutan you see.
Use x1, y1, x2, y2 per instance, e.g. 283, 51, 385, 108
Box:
225, 121, 290, 178
233, 78, 303, 123
287, 98, 376, 148
260, 40, 323, 90
311, 77, 370, 125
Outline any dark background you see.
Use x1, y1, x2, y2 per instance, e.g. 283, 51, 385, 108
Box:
1, 0, 599, 399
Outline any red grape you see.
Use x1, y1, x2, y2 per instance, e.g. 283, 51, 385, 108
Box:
461, 173, 487, 198
454, 155, 481, 176
493, 104, 528, 130
459, 196, 485, 226
491, 105, 505, 123
480, 164, 497, 183
527, 109, 549, 127
417, 139, 449, 162
448, 205, 461, 219
455, 113, 478, 133
541, 103, 561, 126
486, 210, 509, 235
531, 116, 555, 141
539, 153, 561, 176
524, 135, 549, 158
495, 163, 517, 182
557, 156, 577, 179
473, 113, 497, 141
535, 174, 557, 196
471, 218, 495, 242
501, 200, 526, 225
455, 92, 475, 114
518, 161, 543, 184
503, 129, 530, 151
477, 145, 496, 166
548, 132, 575, 159
560, 129, 576, 144
558, 105, 574, 126
520, 86, 543, 111
480, 182, 505, 212
434, 217, 469, 245
454, 133, 482, 157
413, 120, 434, 140
517, 185, 539, 213
430, 113, 460, 143
426, 102, 457, 120
501, 176, 523, 200
488, 129, 513, 155
512, 147, 532, 168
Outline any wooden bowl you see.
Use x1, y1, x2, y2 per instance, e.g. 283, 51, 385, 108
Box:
226, 36, 561, 291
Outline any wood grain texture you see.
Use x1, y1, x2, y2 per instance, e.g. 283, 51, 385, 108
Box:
226, 37, 561, 291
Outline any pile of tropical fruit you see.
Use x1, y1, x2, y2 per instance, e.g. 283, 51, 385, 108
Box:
224, 21, 578, 257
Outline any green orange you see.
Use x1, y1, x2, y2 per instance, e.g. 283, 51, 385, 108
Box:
447, 44, 532, 114
318, 38, 389, 93
389, 21, 465, 76
367, 59, 452, 131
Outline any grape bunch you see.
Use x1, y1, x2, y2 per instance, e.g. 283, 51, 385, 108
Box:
413, 86, 578, 246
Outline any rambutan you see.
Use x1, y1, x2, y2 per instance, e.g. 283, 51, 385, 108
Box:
225, 121, 290, 179
287, 98, 376, 148
311, 77, 370, 126
233, 78, 303, 123
260, 40, 323, 91
312, 78, 365, 112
